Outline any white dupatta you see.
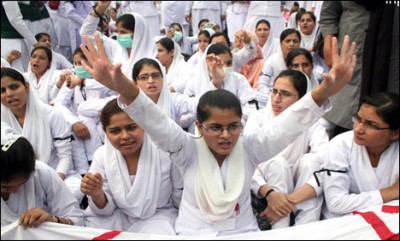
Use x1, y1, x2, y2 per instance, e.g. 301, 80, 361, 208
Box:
350, 140, 399, 192
194, 131, 245, 222
1, 68, 52, 164
103, 134, 161, 219
115, 12, 157, 77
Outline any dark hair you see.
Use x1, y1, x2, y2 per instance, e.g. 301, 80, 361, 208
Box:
210, 32, 231, 48
274, 69, 308, 98
1, 67, 27, 85
207, 42, 232, 58
100, 98, 124, 132
156, 37, 175, 52
116, 14, 135, 32
131, 58, 163, 82
198, 18, 209, 29
280, 28, 301, 43
30, 46, 52, 65
298, 11, 316, 23
197, 89, 242, 123
72, 46, 88, 60
1, 137, 36, 183
286, 48, 313, 68
170, 23, 183, 32
198, 30, 211, 40
359, 92, 399, 130
256, 19, 271, 30
35, 32, 51, 41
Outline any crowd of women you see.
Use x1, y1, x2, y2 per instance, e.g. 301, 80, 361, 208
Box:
1, 1, 398, 237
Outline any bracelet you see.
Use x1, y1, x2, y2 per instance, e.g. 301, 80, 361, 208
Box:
52, 215, 61, 223
264, 189, 275, 199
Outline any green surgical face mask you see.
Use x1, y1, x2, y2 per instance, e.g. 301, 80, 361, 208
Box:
117, 34, 133, 48
172, 31, 183, 43
74, 65, 92, 79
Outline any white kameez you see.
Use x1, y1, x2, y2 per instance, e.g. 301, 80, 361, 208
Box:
123, 1, 161, 40
249, 103, 328, 228
243, 2, 287, 40
54, 79, 117, 173
1, 161, 84, 227
84, 136, 178, 235
256, 45, 287, 109
167, 42, 193, 94
226, 2, 250, 44
322, 131, 399, 219
117, 89, 331, 236
185, 1, 227, 35
1, 71, 83, 202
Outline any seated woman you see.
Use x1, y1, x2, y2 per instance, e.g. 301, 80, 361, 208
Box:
257, 29, 301, 109
1, 67, 84, 203
187, 29, 213, 69
81, 99, 181, 235
24, 46, 64, 105
166, 22, 192, 59
250, 69, 329, 229
184, 42, 256, 127
155, 37, 192, 94
321, 92, 399, 219
54, 46, 117, 174
254, 19, 279, 61
1, 134, 84, 228
76, 33, 356, 236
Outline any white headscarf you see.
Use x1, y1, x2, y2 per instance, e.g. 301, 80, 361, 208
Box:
24, 47, 60, 105
261, 35, 279, 61
115, 12, 157, 78
188, 43, 215, 97
147, 58, 171, 119
102, 134, 161, 219
165, 42, 185, 87
1, 67, 52, 164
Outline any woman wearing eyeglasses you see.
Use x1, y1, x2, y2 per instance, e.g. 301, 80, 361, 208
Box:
78, 33, 356, 236
321, 92, 399, 220
249, 69, 329, 229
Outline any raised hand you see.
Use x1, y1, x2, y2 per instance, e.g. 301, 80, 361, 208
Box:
311, 35, 356, 106
80, 34, 138, 104
206, 53, 225, 88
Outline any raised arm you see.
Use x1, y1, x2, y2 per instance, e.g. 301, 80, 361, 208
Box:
80, 34, 138, 104
311, 35, 356, 106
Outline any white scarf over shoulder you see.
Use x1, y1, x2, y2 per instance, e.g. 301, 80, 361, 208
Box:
115, 12, 157, 77
194, 133, 245, 222
103, 134, 161, 219
261, 36, 279, 61
1, 68, 52, 164
350, 140, 399, 192
25, 59, 60, 105
166, 42, 185, 87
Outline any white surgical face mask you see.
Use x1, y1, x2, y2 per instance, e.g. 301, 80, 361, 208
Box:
223, 66, 233, 78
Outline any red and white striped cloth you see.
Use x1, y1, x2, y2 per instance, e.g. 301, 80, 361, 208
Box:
2, 200, 398, 240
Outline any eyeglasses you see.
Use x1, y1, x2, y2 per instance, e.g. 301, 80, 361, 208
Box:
269, 88, 298, 99
201, 123, 243, 135
137, 72, 162, 82
352, 114, 390, 131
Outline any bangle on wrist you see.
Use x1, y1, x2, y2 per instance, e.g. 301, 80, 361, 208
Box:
52, 215, 61, 223
264, 189, 275, 199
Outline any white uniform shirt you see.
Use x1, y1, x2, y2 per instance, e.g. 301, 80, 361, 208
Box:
118, 90, 331, 236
